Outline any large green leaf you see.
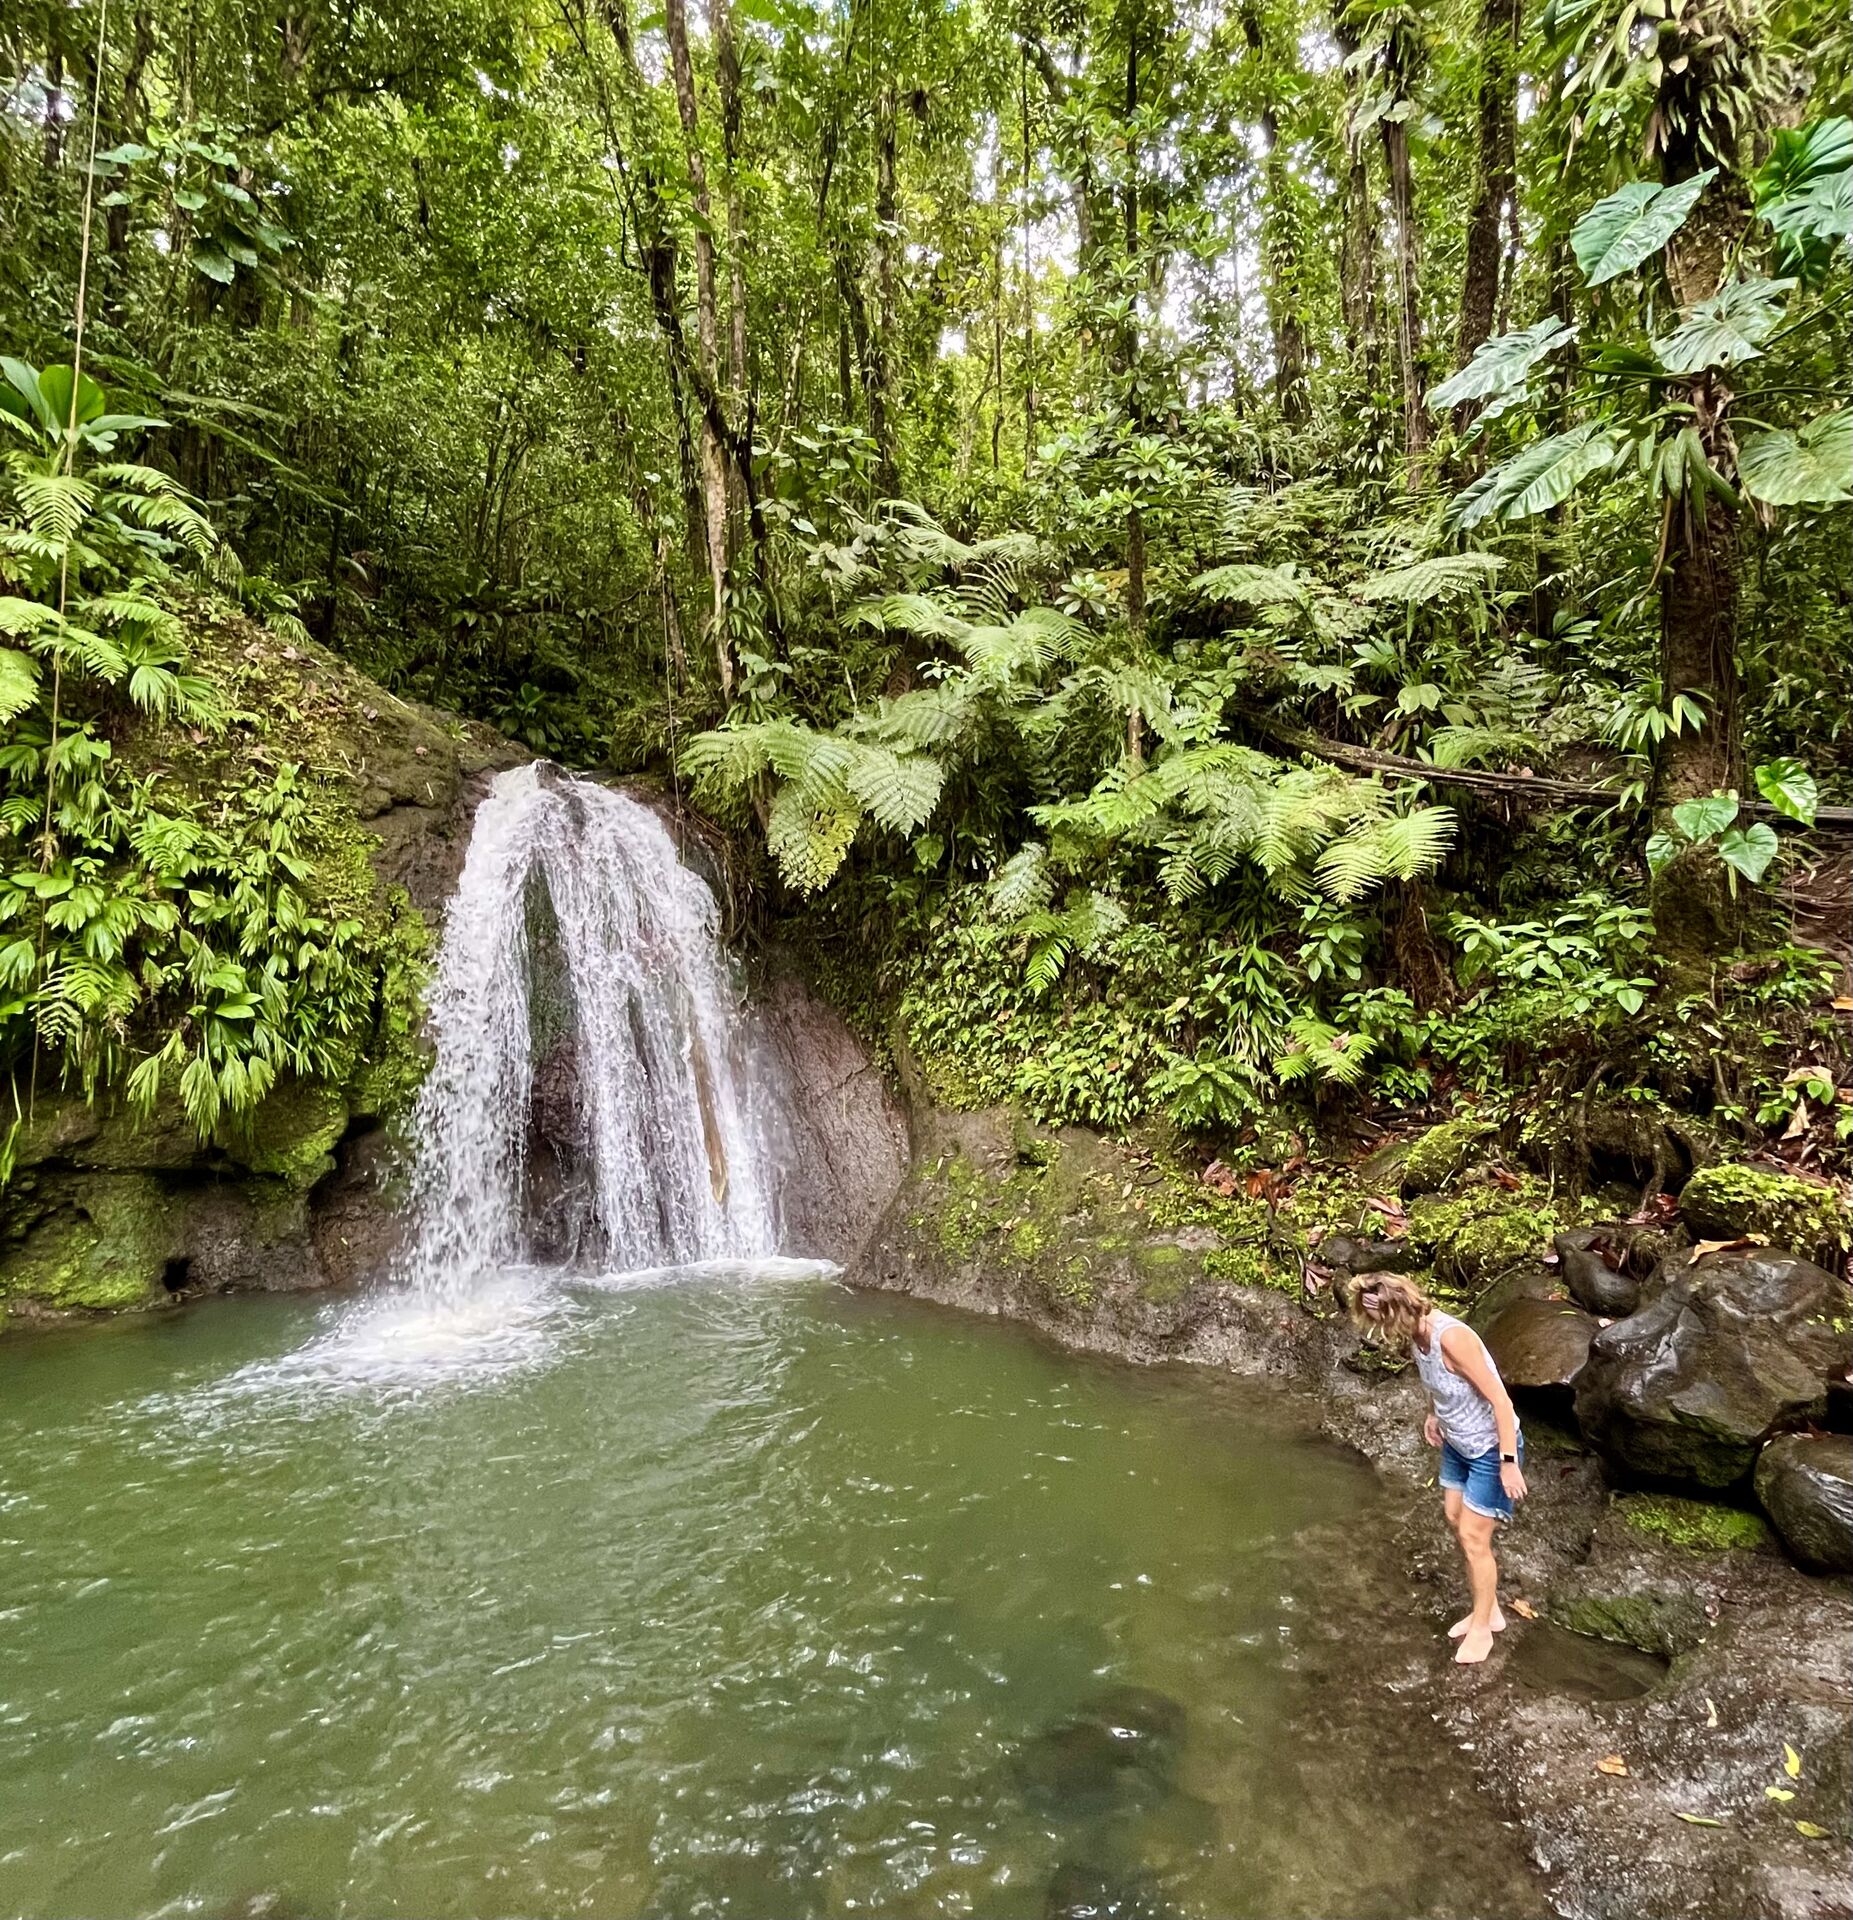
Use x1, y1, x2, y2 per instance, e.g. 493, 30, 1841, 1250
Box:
1572, 172, 1717, 287
1448, 423, 1620, 529
1755, 117, 1853, 263
1753, 757, 1818, 825
1430, 317, 1579, 419
1672, 793, 1738, 841
1653, 277, 1792, 375
1717, 823, 1779, 885
34, 363, 108, 431
1736, 410, 1853, 507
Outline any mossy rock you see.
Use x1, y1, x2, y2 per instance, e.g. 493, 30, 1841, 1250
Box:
1407, 1177, 1565, 1289
1399, 1113, 1496, 1195
1548, 1584, 1711, 1658
1617, 1492, 1777, 1555
230, 1083, 350, 1189
1679, 1163, 1850, 1260
1, 1175, 175, 1312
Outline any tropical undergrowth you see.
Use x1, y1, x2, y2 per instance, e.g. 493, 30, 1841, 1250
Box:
0, 356, 421, 1174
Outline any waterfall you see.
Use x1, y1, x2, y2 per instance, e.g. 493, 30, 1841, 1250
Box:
400, 764, 777, 1296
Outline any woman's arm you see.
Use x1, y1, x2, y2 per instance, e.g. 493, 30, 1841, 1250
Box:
1440, 1323, 1527, 1498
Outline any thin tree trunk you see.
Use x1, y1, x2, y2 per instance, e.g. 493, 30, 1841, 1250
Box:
1653, 159, 1747, 953
1456, 0, 1521, 386
663, 0, 734, 695
1242, 2, 1308, 422
872, 87, 900, 493
1377, 17, 1428, 474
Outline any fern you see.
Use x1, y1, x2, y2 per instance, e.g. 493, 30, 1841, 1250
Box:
846, 742, 944, 833
1274, 1015, 1374, 1088
988, 842, 1053, 919
1355, 552, 1504, 606
766, 784, 862, 894
1189, 561, 1312, 609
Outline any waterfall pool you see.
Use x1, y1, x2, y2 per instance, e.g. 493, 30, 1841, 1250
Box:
0, 1268, 1545, 1920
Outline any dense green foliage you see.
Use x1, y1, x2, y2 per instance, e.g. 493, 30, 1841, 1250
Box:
3, 0, 1848, 1176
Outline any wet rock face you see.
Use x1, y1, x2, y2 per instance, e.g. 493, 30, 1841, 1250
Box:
1756, 1433, 1853, 1574
1483, 1295, 1598, 1392
1573, 1249, 1852, 1488
749, 967, 909, 1265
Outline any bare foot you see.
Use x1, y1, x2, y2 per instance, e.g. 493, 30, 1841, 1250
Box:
1449, 1605, 1506, 1639
1454, 1625, 1496, 1665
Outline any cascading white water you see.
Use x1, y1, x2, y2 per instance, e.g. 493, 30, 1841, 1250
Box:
400, 764, 776, 1297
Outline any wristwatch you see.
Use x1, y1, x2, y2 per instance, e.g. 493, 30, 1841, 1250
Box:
1499, 1451, 1518, 1463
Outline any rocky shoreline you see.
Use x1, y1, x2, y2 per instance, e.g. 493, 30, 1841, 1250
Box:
852, 1103, 1853, 1920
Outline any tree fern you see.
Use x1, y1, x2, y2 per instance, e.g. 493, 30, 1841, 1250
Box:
1188, 561, 1312, 608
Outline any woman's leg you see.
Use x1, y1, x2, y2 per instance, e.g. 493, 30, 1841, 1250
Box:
1442, 1487, 1506, 1637
1454, 1508, 1501, 1664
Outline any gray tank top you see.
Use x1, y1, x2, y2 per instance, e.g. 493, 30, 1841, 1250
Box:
1411, 1311, 1504, 1456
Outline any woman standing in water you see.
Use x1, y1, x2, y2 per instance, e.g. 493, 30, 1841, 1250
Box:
1349, 1274, 1527, 1664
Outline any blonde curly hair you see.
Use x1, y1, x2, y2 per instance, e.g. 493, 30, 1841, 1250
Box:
1346, 1271, 1435, 1350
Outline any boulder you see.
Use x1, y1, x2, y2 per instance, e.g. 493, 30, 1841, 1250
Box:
1555, 1228, 1641, 1319
1573, 1249, 1852, 1488
1467, 1258, 1562, 1335
1679, 1162, 1850, 1264
1484, 1295, 1599, 1392
1755, 1433, 1853, 1575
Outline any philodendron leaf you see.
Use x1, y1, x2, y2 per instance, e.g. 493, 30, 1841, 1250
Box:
1672, 793, 1739, 841
1737, 411, 1853, 507
1755, 118, 1853, 265
1654, 277, 1793, 375
1754, 756, 1818, 825
1645, 830, 1680, 876
1717, 822, 1779, 885
1431, 316, 1579, 419
1448, 422, 1620, 529
1573, 172, 1717, 287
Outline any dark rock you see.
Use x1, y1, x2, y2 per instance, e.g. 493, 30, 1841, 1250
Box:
1017, 1687, 1186, 1814
1573, 1248, 1853, 1488
750, 965, 910, 1264
1484, 1295, 1598, 1392
1506, 1621, 1668, 1702
1755, 1432, 1853, 1574
1555, 1228, 1641, 1318
1314, 1232, 1425, 1275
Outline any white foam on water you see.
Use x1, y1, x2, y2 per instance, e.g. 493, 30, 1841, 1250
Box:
202, 1270, 568, 1405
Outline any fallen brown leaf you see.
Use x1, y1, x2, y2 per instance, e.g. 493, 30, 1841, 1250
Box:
1509, 1597, 1537, 1620
1596, 1755, 1629, 1777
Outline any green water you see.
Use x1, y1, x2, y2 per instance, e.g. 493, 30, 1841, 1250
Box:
0, 1269, 1544, 1919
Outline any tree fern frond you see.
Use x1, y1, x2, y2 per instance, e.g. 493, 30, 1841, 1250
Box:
1355, 552, 1504, 605
988, 842, 1053, 919
846, 742, 944, 833
1189, 561, 1311, 608
765, 783, 861, 894
13, 471, 95, 542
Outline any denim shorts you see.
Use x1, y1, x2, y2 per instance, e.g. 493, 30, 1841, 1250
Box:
1439, 1433, 1523, 1522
